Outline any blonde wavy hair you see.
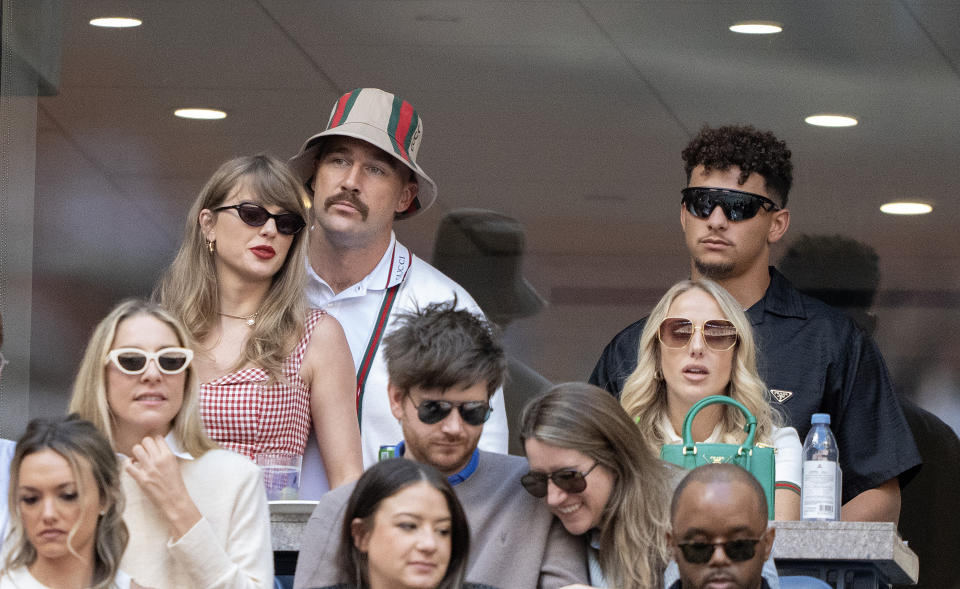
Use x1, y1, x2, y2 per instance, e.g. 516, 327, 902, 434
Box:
520, 383, 673, 589
154, 154, 310, 379
4, 415, 128, 589
621, 279, 781, 455
69, 299, 217, 458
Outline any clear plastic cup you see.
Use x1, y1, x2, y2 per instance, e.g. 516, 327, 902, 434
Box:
256, 452, 302, 501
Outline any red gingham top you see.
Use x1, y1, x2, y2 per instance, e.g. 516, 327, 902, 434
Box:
199, 309, 325, 459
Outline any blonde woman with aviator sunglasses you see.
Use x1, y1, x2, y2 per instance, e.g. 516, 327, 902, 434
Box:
620, 279, 802, 521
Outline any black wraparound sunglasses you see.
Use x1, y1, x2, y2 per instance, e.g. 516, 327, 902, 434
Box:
213, 203, 306, 235
677, 539, 762, 564
681, 187, 781, 222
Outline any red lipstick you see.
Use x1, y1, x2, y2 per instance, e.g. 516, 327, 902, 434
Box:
250, 245, 276, 259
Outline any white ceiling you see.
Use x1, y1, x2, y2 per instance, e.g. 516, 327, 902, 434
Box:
13, 0, 960, 398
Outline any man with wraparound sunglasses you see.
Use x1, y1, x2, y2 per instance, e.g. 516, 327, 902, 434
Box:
288, 88, 508, 496
590, 124, 920, 523
668, 464, 775, 589
293, 302, 588, 589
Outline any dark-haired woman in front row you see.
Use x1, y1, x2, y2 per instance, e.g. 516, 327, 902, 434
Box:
1, 415, 138, 589
315, 458, 494, 589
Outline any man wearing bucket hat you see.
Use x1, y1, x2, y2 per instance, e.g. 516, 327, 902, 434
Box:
289, 88, 508, 481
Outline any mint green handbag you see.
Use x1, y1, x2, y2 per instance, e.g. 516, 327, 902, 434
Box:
659, 395, 775, 519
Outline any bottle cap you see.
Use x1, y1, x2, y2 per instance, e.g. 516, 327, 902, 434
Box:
378, 445, 397, 461
811, 413, 831, 425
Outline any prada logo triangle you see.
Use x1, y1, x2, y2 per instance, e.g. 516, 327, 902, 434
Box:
770, 389, 793, 403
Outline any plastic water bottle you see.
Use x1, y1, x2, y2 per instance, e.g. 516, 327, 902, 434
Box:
801, 413, 842, 521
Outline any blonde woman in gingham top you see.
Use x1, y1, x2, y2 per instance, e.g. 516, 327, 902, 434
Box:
156, 154, 362, 489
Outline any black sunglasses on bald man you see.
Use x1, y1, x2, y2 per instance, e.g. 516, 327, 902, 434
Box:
676, 539, 762, 564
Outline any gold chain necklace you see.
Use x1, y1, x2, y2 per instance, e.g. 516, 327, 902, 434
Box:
219, 310, 258, 327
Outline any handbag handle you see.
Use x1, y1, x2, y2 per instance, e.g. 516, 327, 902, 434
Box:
680, 395, 758, 453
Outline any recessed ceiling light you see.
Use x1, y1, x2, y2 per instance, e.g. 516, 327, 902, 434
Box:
174, 108, 227, 120
805, 114, 858, 127
89, 17, 142, 28
729, 21, 783, 34
880, 202, 932, 215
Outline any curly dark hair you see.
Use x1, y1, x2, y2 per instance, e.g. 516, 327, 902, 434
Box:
682, 124, 793, 207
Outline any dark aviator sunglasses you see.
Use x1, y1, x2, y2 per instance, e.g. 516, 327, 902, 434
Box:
213, 202, 306, 235
681, 187, 781, 222
413, 399, 493, 427
520, 461, 599, 498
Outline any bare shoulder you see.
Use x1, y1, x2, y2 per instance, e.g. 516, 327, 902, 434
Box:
302, 310, 352, 374
309, 309, 347, 341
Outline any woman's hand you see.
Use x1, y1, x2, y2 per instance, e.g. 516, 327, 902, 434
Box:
126, 435, 203, 541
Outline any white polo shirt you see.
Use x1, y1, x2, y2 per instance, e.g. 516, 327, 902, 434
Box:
301, 232, 508, 496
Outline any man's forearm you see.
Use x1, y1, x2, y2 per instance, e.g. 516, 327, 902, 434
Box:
841, 478, 901, 524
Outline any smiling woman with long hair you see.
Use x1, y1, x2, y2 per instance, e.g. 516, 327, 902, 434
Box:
155, 154, 361, 490
520, 383, 674, 589
1, 415, 134, 589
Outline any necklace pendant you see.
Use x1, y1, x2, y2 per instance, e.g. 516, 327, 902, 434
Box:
246, 318, 255, 327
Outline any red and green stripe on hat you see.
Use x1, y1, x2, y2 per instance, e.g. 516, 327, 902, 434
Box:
326, 88, 422, 169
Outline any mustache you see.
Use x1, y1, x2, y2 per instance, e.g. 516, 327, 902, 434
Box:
324, 191, 369, 220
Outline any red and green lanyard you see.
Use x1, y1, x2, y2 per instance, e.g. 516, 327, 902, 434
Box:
355, 244, 411, 428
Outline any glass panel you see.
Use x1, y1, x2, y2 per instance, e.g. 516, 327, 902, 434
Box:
0, 2, 956, 451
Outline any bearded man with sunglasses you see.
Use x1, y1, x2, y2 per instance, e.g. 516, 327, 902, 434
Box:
591, 125, 920, 524
294, 302, 588, 589
669, 464, 775, 589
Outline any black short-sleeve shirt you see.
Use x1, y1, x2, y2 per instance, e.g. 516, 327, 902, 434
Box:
589, 267, 921, 503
